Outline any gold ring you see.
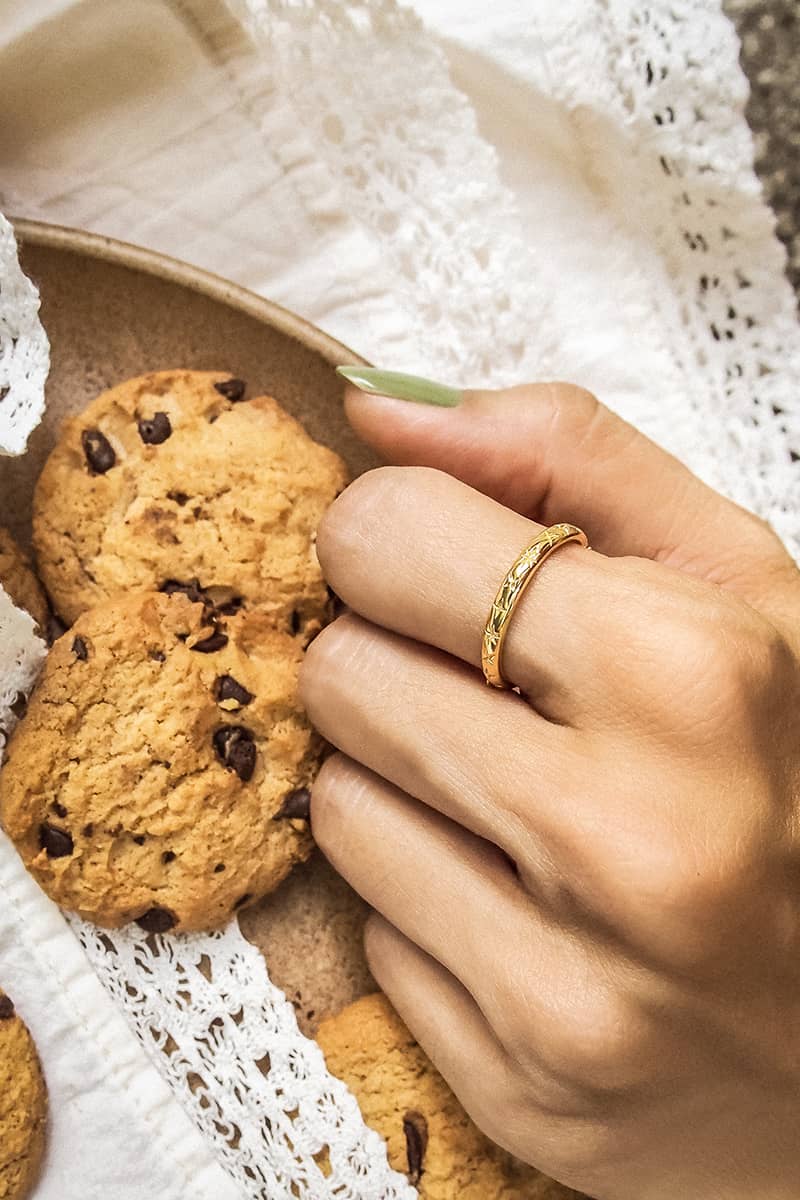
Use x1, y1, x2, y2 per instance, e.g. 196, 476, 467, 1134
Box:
482, 523, 589, 689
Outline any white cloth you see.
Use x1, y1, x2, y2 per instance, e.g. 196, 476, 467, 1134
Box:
0, 1, 798, 1198
0, 842, 244, 1200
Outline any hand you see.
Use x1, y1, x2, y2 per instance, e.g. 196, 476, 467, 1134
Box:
300, 379, 800, 1199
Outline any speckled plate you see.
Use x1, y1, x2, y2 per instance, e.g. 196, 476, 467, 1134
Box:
6, 218, 377, 1031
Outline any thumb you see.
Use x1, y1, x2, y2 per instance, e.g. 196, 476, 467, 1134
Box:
338, 368, 797, 610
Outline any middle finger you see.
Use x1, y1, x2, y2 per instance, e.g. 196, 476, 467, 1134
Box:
301, 612, 583, 864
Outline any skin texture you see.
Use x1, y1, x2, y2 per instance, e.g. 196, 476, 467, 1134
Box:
0, 591, 319, 931
301, 382, 800, 1200
33, 370, 348, 637
318, 993, 580, 1199
0, 991, 47, 1200
0, 526, 48, 633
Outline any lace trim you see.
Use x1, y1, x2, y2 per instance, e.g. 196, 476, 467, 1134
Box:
0, 586, 46, 750
73, 919, 416, 1200
0, 213, 49, 455
539, 0, 799, 554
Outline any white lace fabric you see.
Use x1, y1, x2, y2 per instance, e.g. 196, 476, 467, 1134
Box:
0, 0, 798, 1197
74, 921, 415, 1200
0, 585, 46, 749
0, 212, 48, 455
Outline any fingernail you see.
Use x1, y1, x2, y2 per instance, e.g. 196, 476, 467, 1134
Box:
336, 366, 462, 408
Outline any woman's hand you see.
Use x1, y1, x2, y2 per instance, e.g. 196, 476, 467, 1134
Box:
300, 379, 800, 1200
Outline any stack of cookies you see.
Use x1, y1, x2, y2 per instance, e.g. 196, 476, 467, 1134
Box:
0, 369, 347, 933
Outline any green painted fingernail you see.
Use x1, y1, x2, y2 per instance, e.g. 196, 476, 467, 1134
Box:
336, 366, 462, 408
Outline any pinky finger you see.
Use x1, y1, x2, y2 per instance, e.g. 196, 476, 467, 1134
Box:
364, 913, 529, 1155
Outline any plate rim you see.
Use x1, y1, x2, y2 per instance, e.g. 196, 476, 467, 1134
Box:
11, 216, 370, 369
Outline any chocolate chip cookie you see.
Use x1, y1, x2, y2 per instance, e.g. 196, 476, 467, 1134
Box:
33, 370, 348, 637
0, 526, 48, 634
0, 990, 47, 1200
317, 993, 581, 1199
0, 590, 320, 931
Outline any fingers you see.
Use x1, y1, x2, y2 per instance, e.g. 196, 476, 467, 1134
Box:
301, 613, 581, 855
344, 382, 798, 615
312, 753, 528, 1003
362, 915, 532, 1152
316, 465, 682, 725
311, 750, 654, 1116
321, 768, 628, 1123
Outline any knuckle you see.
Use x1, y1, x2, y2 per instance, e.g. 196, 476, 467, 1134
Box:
546, 383, 634, 463
541, 994, 648, 1095
316, 464, 451, 575
315, 466, 395, 577
617, 826, 771, 970
548, 382, 601, 430
650, 597, 786, 727
298, 617, 339, 699
489, 962, 644, 1095
298, 612, 367, 715
308, 752, 357, 845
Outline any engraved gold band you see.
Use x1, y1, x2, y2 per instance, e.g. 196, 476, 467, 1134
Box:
482, 523, 589, 689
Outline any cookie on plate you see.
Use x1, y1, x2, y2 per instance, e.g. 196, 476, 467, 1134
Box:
0, 526, 48, 634
317, 993, 580, 1200
0, 990, 47, 1200
33, 369, 348, 637
0, 590, 320, 931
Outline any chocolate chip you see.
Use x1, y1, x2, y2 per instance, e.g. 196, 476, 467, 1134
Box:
137, 412, 172, 444
0, 995, 15, 1020
213, 378, 246, 402
149, 649, 166, 662
233, 893, 253, 910
167, 490, 189, 506
215, 596, 243, 616
162, 850, 176, 864
274, 787, 310, 821
213, 725, 256, 782
132, 835, 146, 845
214, 862, 226, 873
160, 578, 206, 605
290, 609, 301, 635
83, 823, 94, 838
403, 1111, 428, 1186
82, 429, 116, 474
191, 629, 229, 653
52, 801, 68, 818
136, 907, 177, 933
39, 823, 74, 858
72, 636, 88, 661
214, 674, 253, 706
